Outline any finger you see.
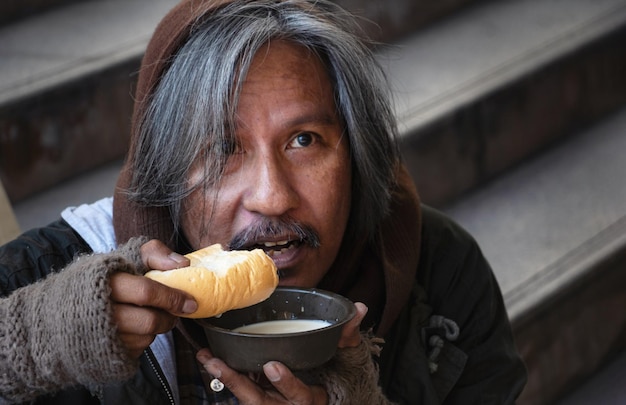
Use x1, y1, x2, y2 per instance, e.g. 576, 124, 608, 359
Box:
141, 239, 189, 270
112, 303, 178, 337
263, 361, 327, 404
112, 303, 177, 359
196, 348, 215, 360
110, 272, 198, 315
118, 332, 156, 359
200, 357, 266, 404
338, 302, 368, 348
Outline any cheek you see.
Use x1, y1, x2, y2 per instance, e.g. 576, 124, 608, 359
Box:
180, 181, 244, 250
180, 189, 209, 249
306, 157, 352, 238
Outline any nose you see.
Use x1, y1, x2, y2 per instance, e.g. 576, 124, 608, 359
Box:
243, 153, 299, 217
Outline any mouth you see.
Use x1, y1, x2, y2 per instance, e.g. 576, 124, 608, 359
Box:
228, 219, 320, 280
250, 239, 302, 258
241, 239, 305, 280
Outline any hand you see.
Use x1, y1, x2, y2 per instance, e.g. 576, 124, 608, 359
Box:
139, 238, 190, 271
195, 302, 369, 404
338, 302, 368, 348
109, 240, 196, 358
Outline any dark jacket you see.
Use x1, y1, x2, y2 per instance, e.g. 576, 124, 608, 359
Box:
0, 206, 526, 404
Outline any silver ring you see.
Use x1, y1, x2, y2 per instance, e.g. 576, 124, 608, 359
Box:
210, 378, 225, 392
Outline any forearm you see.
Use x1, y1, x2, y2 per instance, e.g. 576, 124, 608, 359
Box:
0, 237, 147, 402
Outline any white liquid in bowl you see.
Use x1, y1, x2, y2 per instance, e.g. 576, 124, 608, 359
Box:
233, 319, 331, 334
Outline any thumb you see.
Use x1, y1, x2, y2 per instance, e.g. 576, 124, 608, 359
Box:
140, 239, 190, 271
338, 302, 368, 348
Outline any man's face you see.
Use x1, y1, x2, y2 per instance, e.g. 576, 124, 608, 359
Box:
181, 40, 351, 288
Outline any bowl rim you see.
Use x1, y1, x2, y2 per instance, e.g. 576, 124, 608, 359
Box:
196, 287, 357, 338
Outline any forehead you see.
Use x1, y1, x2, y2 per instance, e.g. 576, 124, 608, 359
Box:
235, 40, 340, 128
243, 40, 333, 95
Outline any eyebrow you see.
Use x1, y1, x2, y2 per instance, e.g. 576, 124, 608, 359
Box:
232, 109, 342, 134
283, 111, 340, 128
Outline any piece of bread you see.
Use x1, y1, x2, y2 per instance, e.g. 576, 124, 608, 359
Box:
144, 244, 278, 318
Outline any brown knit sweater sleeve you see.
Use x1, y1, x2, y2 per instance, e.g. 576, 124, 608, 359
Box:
311, 333, 397, 405
0, 237, 148, 403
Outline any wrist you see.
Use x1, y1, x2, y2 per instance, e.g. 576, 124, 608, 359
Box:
312, 385, 329, 405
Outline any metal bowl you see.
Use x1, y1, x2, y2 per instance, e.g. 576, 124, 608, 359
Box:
195, 287, 356, 372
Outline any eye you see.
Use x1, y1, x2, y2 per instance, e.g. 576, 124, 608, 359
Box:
289, 132, 315, 148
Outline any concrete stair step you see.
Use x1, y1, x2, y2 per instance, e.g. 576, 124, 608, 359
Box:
0, 0, 179, 202
334, 0, 488, 42
0, 0, 81, 26
444, 105, 626, 404
378, 0, 626, 206
556, 351, 626, 405
12, 158, 123, 232
5, 0, 626, 205
0, 0, 485, 203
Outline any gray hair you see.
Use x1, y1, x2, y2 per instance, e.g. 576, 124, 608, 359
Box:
129, 0, 400, 241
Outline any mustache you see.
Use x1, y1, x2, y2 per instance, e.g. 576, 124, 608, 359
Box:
228, 217, 320, 250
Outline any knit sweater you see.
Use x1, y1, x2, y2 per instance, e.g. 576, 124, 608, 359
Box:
0, 237, 147, 403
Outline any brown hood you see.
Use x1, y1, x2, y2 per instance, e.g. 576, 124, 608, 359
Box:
112, 0, 421, 337
377, 166, 422, 335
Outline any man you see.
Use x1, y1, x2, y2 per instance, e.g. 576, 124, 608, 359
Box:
0, 0, 526, 403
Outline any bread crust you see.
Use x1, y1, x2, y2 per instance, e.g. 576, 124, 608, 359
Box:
144, 244, 278, 318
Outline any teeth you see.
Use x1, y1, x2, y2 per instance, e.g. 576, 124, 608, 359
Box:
265, 243, 296, 257
263, 240, 289, 247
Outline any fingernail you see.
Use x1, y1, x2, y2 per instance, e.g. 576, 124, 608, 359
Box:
263, 362, 281, 382
168, 252, 186, 264
182, 299, 198, 314
197, 353, 211, 364
204, 359, 222, 378
355, 302, 368, 319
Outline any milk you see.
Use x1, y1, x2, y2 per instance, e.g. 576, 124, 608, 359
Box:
233, 319, 331, 334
